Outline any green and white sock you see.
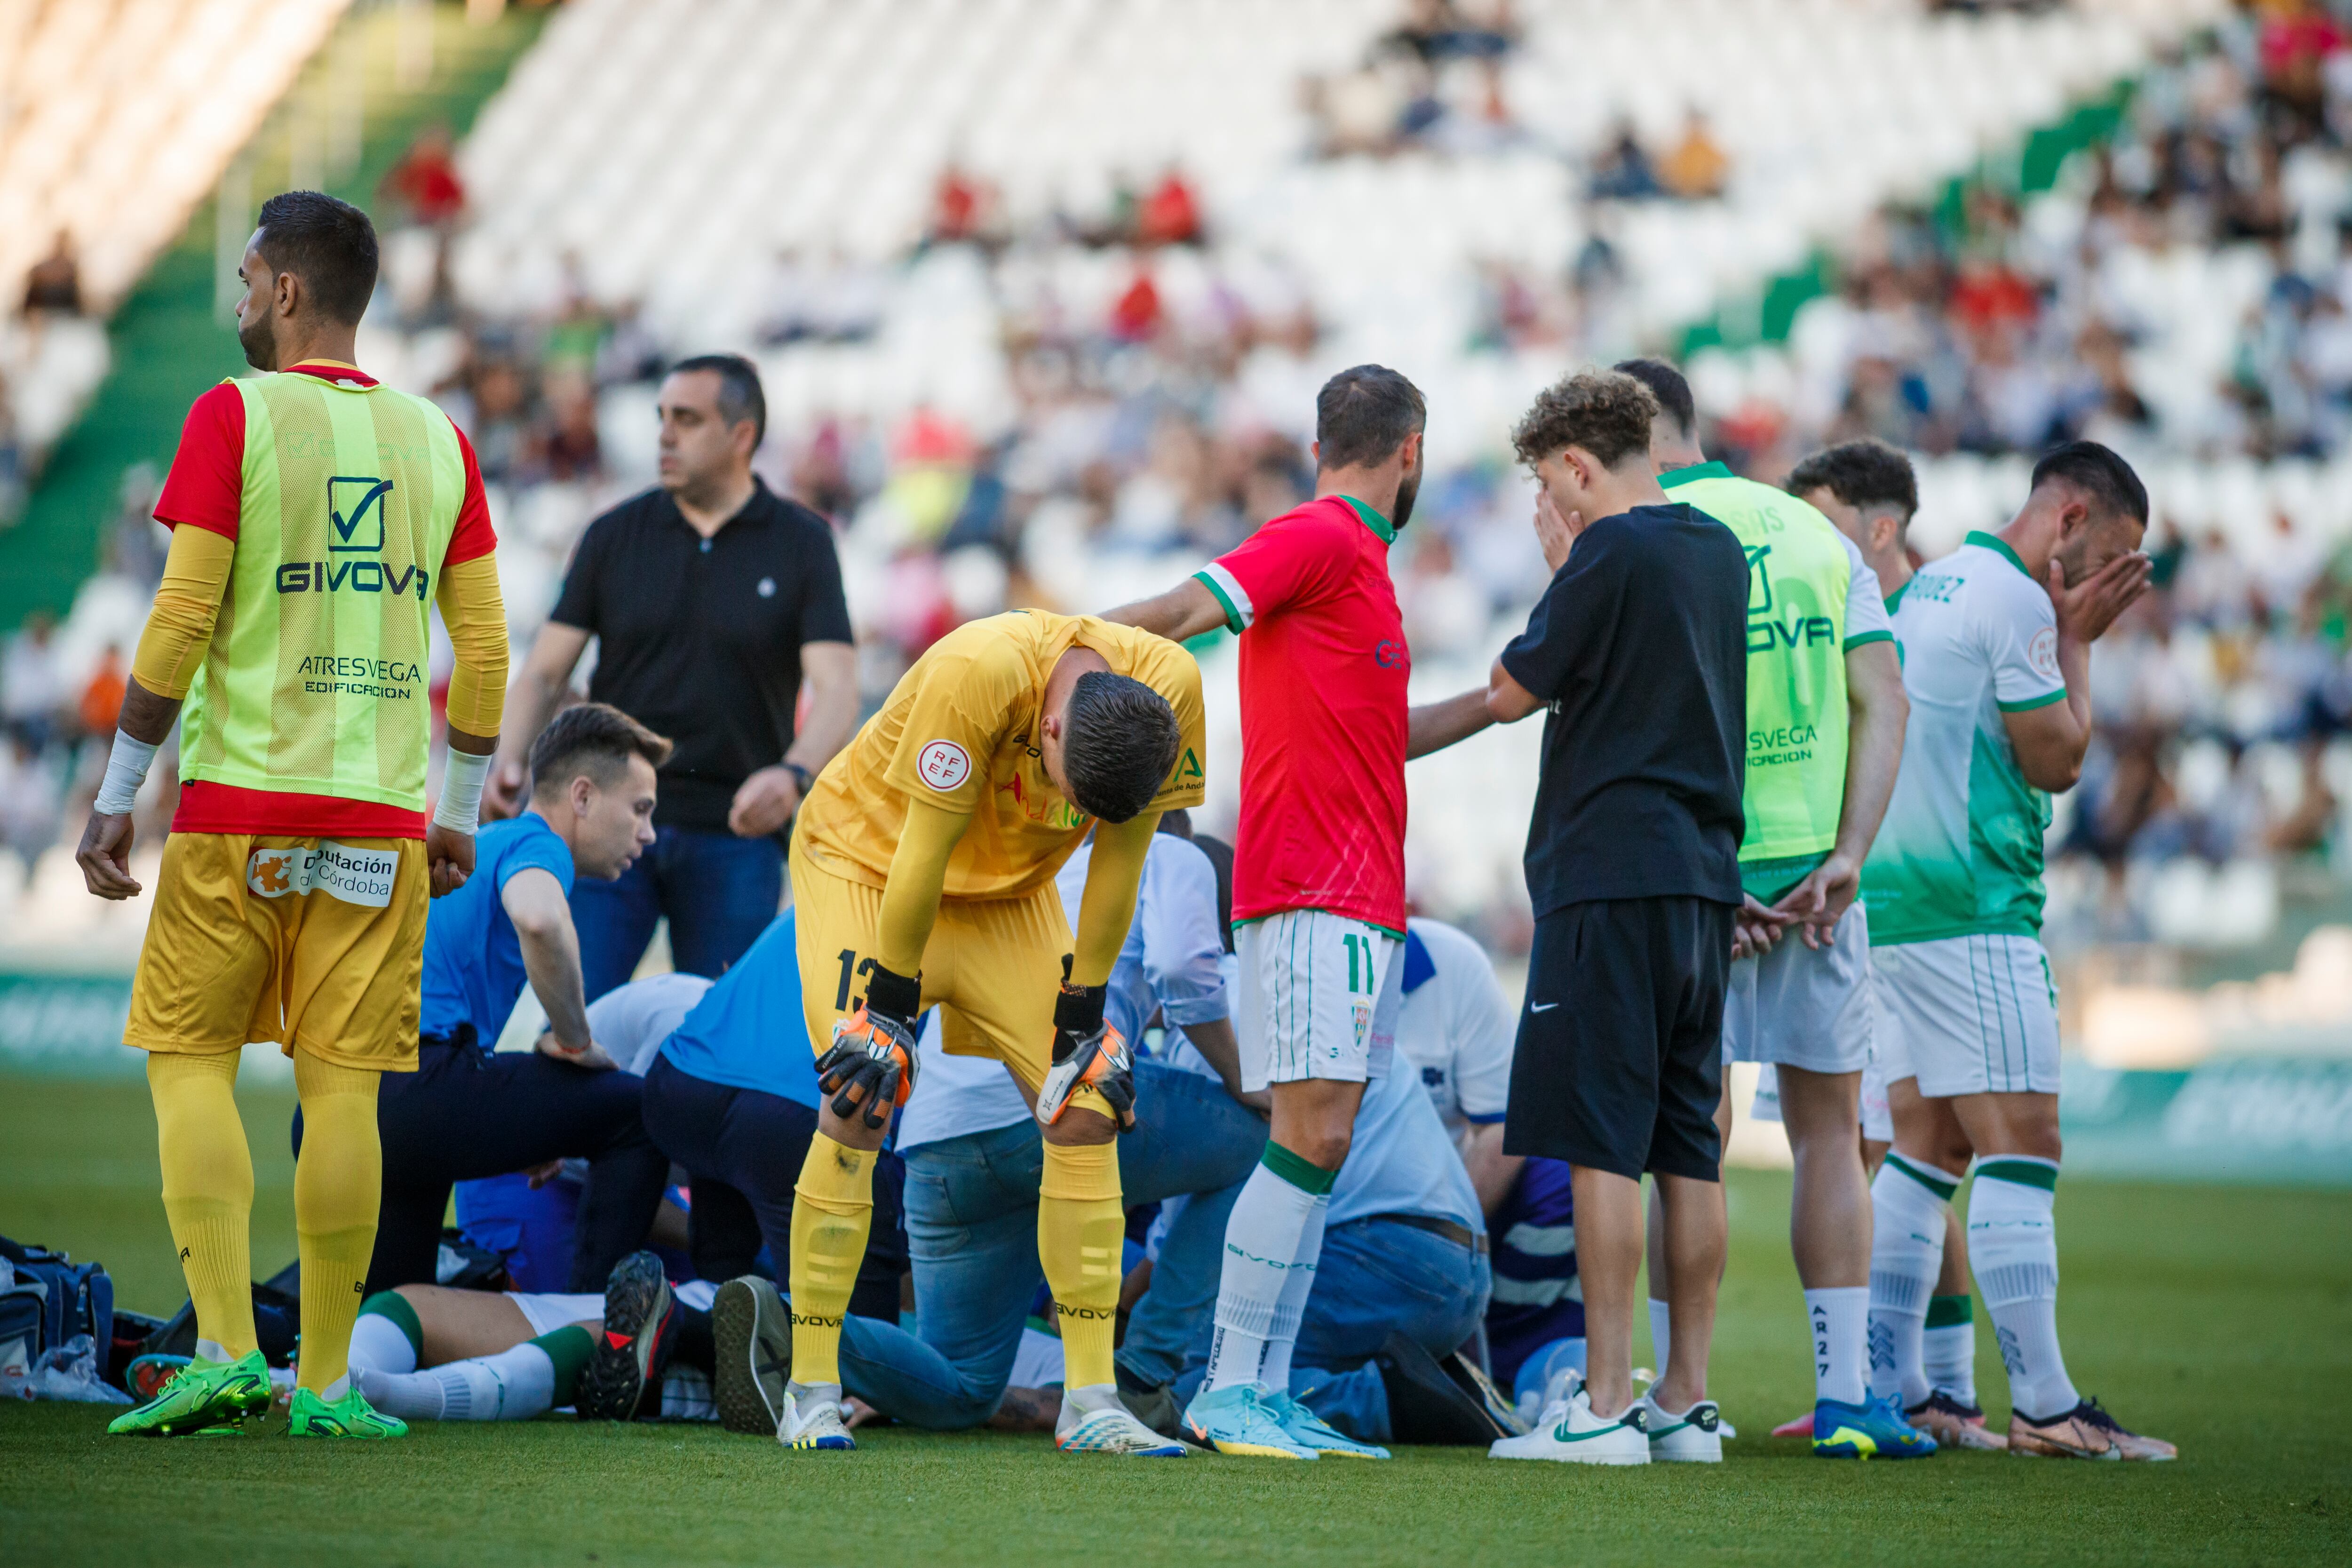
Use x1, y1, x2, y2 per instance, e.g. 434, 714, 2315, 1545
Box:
1969, 1157, 2077, 1421
1923, 1294, 1978, 1405
1201, 1143, 1332, 1394
347, 1291, 423, 1377
1868, 1154, 1953, 1407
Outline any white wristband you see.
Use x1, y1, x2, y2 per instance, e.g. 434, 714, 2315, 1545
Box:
94, 731, 159, 816
434, 747, 492, 835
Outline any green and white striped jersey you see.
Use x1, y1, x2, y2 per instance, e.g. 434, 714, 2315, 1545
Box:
1861, 533, 2066, 944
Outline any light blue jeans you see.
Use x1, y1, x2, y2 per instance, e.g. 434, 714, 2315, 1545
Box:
838, 1061, 1265, 1427
1161, 1217, 1493, 1444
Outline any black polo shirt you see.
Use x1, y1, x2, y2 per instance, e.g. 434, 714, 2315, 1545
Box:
548, 479, 852, 834
1499, 502, 1748, 916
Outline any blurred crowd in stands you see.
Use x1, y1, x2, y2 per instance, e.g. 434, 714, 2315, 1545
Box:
7, 4, 2352, 958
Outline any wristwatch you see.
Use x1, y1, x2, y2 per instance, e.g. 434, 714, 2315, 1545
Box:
783, 761, 815, 795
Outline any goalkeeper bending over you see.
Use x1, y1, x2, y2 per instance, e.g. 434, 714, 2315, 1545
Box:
779, 610, 1207, 1456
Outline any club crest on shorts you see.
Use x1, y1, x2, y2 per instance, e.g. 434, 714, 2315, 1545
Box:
245, 842, 397, 907
916, 739, 972, 791
1352, 1002, 1370, 1050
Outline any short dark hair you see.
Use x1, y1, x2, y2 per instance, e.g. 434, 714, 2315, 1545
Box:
1061, 671, 1181, 824
668, 353, 766, 446
2030, 439, 2147, 527
1613, 357, 1695, 437
529, 702, 674, 798
1512, 370, 1659, 470
254, 191, 379, 326
1314, 365, 1426, 471
1786, 439, 1919, 521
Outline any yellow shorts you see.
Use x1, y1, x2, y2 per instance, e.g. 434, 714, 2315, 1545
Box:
126, 832, 428, 1072
790, 853, 1111, 1117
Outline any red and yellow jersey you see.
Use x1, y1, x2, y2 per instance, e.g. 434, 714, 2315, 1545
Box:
796, 611, 1207, 899
152, 364, 498, 839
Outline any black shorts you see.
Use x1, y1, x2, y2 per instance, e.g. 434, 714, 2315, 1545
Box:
1503, 896, 1732, 1182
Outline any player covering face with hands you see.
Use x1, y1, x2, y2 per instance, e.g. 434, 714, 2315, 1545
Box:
778, 608, 1207, 1457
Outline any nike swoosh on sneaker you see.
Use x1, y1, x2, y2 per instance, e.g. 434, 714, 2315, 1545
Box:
1529, 1002, 1559, 1013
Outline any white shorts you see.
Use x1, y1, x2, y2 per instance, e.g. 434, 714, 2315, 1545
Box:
1871, 933, 2060, 1099
507, 1291, 601, 1337
1234, 909, 1402, 1091
1860, 1041, 1893, 1144
506, 1278, 714, 1338
1722, 902, 1873, 1075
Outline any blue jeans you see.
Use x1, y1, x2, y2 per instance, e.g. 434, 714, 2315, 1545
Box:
838, 1062, 1265, 1428
572, 826, 784, 999
1165, 1218, 1493, 1444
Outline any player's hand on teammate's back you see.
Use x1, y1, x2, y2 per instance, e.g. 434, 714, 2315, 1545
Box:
2047, 549, 2153, 645
75, 810, 141, 899
535, 1031, 619, 1070
425, 821, 475, 898
726, 764, 803, 838
1771, 852, 1860, 950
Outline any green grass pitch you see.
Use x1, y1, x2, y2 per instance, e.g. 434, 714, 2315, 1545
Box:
2, 1071, 2346, 1566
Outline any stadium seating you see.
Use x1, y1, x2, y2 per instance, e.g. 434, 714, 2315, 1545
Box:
0, 0, 352, 477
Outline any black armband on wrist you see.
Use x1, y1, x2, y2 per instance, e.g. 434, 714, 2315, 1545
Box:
864, 963, 921, 1023
1054, 980, 1107, 1036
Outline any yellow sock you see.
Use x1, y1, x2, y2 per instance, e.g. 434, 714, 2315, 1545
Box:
147, 1051, 257, 1361
1039, 1138, 1124, 1391
789, 1133, 874, 1387
291, 1055, 381, 1396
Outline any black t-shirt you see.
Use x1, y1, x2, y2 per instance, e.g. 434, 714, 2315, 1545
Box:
548, 480, 853, 833
1500, 502, 1747, 915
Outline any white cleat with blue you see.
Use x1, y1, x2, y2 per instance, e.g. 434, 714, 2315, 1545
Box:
779, 1383, 855, 1451
1055, 1387, 1186, 1457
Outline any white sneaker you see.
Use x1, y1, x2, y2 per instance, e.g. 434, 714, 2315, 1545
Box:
1642, 1393, 1724, 1463
779, 1384, 854, 1451
1056, 1388, 1186, 1457
1488, 1387, 1649, 1465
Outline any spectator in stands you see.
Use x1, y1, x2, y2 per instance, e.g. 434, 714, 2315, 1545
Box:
1589, 120, 1661, 201
1660, 111, 1730, 200
1136, 168, 1205, 247
22, 231, 81, 316
380, 124, 468, 230
484, 355, 859, 996
1, 613, 61, 751
76, 646, 126, 744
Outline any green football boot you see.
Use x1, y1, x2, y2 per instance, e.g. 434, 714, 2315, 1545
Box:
107, 1349, 273, 1437
287, 1384, 408, 1439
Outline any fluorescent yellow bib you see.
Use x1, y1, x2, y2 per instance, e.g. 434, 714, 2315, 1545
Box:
178, 373, 467, 813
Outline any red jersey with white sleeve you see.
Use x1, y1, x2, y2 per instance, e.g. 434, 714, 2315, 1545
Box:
1193, 493, 1411, 935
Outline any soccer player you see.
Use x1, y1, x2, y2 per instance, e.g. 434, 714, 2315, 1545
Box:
779, 608, 1207, 1455
1787, 438, 1999, 1447
80, 191, 507, 1439
1616, 362, 1928, 1460
1104, 365, 1494, 1459
1859, 441, 2175, 1460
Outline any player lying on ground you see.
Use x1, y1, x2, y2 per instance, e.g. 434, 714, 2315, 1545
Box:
293, 703, 673, 1302
86, 190, 507, 1441
1621, 360, 1930, 1462
1859, 441, 2174, 1461
1104, 366, 1495, 1459
779, 607, 1206, 1455
342, 1277, 722, 1423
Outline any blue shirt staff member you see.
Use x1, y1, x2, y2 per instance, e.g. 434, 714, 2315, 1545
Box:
482, 353, 858, 996
299, 703, 675, 1298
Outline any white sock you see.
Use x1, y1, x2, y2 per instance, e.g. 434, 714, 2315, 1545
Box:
1804, 1287, 1869, 1406
1923, 1297, 1979, 1405
1647, 1298, 1671, 1373
357, 1344, 556, 1423
1868, 1154, 1952, 1406
195, 1338, 232, 1363
1201, 1154, 1325, 1393
346, 1311, 420, 1377
1255, 1192, 1327, 1394
1968, 1159, 2077, 1421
